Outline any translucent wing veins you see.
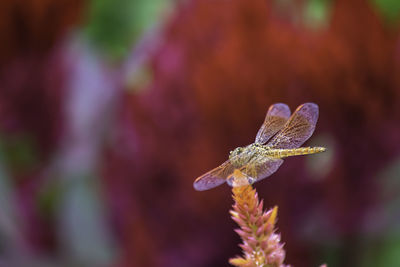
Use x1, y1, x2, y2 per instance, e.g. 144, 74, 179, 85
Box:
267, 103, 319, 149
193, 160, 234, 191
241, 157, 284, 183
255, 103, 291, 144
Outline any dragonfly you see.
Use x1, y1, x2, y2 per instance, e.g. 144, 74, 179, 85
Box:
193, 103, 326, 191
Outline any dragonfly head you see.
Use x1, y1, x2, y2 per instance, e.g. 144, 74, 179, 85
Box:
229, 146, 245, 159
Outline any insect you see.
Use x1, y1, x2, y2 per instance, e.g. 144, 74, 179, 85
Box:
193, 103, 326, 191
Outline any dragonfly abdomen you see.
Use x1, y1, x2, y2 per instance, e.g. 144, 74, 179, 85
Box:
267, 147, 326, 158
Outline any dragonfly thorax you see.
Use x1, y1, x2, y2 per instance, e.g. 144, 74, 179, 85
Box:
229, 143, 267, 167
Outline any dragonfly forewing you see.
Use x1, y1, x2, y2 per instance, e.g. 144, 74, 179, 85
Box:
193, 160, 235, 191
267, 103, 318, 149
255, 103, 291, 144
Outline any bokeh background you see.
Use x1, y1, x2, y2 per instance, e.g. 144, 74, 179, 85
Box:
0, 0, 400, 266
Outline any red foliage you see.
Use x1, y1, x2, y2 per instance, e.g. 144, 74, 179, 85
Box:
0, 0, 83, 253
0, 0, 83, 157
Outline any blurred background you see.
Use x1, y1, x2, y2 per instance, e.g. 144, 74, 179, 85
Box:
0, 0, 400, 266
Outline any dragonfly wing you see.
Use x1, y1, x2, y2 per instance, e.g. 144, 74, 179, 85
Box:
193, 160, 235, 191
241, 157, 284, 183
267, 103, 319, 149
255, 103, 291, 144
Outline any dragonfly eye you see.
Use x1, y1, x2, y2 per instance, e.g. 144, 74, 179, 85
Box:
236, 147, 242, 153
229, 147, 245, 159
